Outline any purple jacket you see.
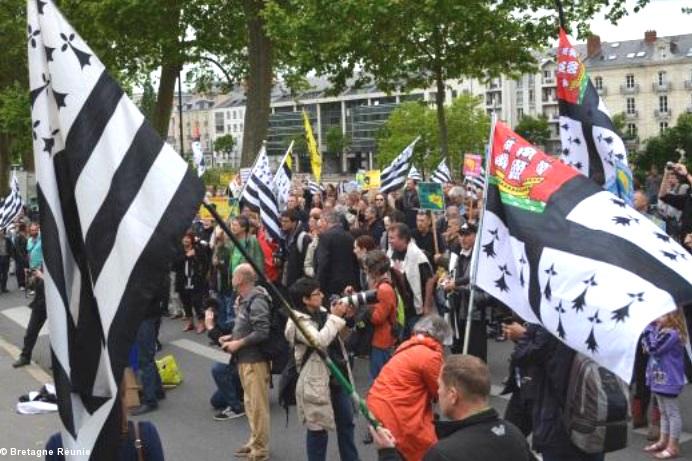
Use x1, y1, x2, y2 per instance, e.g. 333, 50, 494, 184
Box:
642, 324, 686, 396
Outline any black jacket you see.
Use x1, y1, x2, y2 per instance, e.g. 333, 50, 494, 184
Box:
315, 225, 359, 298
282, 228, 311, 287
378, 408, 536, 461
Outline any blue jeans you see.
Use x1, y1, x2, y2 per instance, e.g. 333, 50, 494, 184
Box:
369, 347, 391, 383
305, 385, 359, 461
217, 290, 235, 331
136, 317, 163, 407
210, 361, 244, 411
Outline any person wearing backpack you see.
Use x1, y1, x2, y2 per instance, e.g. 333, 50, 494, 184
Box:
285, 277, 359, 461
220, 264, 271, 461
642, 309, 687, 459
281, 208, 311, 288
517, 324, 605, 461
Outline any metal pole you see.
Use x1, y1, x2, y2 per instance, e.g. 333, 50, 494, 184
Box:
201, 200, 380, 427
462, 114, 496, 355
178, 72, 185, 158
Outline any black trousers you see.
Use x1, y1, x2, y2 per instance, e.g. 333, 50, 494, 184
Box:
21, 300, 47, 360
451, 319, 487, 362
15, 257, 26, 288
0, 255, 9, 291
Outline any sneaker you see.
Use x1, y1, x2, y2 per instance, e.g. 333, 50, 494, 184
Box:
12, 356, 30, 368
214, 407, 245, 421
19, 286, 25, 291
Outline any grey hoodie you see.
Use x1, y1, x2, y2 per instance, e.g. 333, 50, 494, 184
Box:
232, 285, 271, 364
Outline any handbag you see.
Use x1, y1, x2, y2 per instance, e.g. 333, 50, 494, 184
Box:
156, 355, 183, 387
345, 307, 374, 358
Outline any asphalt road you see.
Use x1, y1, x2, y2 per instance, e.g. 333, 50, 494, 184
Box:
0, 274, 690, 460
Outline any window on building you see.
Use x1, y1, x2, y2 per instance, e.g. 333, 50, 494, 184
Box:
594, 77, 603, 90
516, 78, 523, 89
625, 74, 635, 88
626, 98, 636, 114
517, 108, 524, 119
660, 122, 669, 133
528, 74, 535, 85
529, 89, 535, 104
626, 123, 637, 138
543, 69, 554, 82
232, 110, 236, 119
658, 71, 666, 86
226, 111, 230, 119
659, 95, 668, 112
516, 93, 523, 106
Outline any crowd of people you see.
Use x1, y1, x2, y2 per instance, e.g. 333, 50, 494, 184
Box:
4, 160, 692, 461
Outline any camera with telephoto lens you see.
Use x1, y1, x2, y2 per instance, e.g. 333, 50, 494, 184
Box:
339, 289, 378, 307
666, 161, 676, 171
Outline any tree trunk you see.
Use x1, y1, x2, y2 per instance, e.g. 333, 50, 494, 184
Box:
241, 0, 273, 167
0, 133, 10, 195
434, 66, 448, 160
151, 61, 182, 139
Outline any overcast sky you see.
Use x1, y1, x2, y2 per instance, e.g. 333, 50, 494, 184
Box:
585, 0, 692, 42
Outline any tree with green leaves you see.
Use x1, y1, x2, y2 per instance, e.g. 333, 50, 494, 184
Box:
214, 134, 236, 157
376, 95, 488, 178
265, 0, 658, 163
515, 115, 551, 147
636, 113, 692, 174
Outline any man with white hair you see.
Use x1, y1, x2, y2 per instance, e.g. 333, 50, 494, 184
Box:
220, 263, 271, 461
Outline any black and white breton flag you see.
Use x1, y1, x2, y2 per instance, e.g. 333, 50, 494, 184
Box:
307, 179, 324, 195
407, 165, 423, 182
431, 158, 452, 184
476, 122, 692, 380
27, 1, 204, 459
464, 167, 485, 191
242, 146, 282, 242
0, 174, 23, 230
272, 141, 293, 211
380, 136, 420, 193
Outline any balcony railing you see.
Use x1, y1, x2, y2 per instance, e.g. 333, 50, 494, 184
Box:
542, 78, 555, 86
652, 81, 671, 92
654, 109, 672, 119
619, 84, 640, 95
624, 111, 639, 120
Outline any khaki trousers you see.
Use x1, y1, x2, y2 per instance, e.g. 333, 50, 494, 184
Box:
238, 361, 271, 459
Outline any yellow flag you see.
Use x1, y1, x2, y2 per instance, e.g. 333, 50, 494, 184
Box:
303, 110, 321, 182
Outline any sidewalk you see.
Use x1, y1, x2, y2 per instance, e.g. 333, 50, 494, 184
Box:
0, 337, 59, 455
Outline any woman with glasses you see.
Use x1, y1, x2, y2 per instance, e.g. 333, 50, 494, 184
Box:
286, 278, 358, 461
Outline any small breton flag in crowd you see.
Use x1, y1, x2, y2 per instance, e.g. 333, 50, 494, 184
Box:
272, 141, 294, 210
308, 179, 324, 195
27, 0, 204, 459
0, 173, 23, 230
242, 146, 283, 241
431, 158, 452, 184
464, 167, 486, 191
407, 165, 423, 182
380, 136, 420, 194
191, 140, 206, 177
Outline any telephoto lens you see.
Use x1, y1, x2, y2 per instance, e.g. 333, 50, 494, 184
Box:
339, 289, 378, 307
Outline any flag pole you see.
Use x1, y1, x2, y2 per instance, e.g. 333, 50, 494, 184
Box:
463, 114, 496, 355
554, 0, 566, 30
201, 199, 380, 428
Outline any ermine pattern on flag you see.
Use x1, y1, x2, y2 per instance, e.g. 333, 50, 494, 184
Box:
242, 147, 282, 242
308, 179, 324, 195
380, 137, 419, 193
556, 28, 633, 204
0, 174, 23, 230
431, 158, 452, 184
273, 143, 293, 211
27, 1, 204, 459
476, 121, 692, 381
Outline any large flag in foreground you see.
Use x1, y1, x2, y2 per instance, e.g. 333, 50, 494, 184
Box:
27, 1, 204, 458
0, 173, 23, 230
380, 137, 420, 193
476, 122, 692, 380
556, 28, 633, 204
303, 110, 322, 183
273, 141, 293, 211
242, 146, 282, 242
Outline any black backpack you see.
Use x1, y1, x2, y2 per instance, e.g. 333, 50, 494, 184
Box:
247, 285, 290, 374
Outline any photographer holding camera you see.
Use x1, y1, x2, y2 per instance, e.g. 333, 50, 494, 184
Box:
286, 277, 358, 461
658, 162, 692, 240
13, 268, 45, 368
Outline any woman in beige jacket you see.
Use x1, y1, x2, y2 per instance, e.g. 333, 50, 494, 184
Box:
285, 277, 359, 461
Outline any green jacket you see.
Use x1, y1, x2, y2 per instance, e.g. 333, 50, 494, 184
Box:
227, 235, 265, 280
